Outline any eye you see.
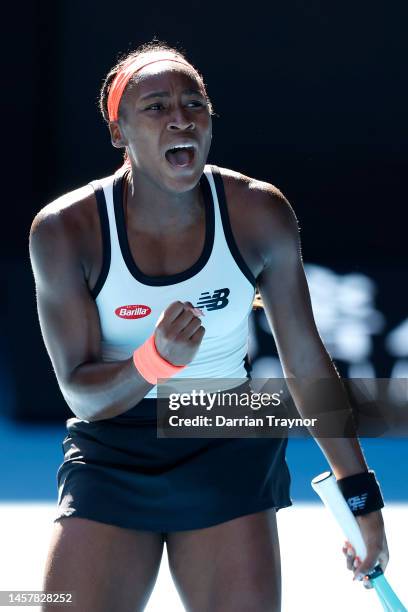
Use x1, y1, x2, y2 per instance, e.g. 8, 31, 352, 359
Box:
145, 103, 164, 111
144, 100, 205, 111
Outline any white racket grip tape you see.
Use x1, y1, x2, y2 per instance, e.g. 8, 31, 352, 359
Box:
312, 471, 408, 611
311, 471, 367, 560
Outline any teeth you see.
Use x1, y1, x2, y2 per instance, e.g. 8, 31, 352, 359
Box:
169, 144, 195, 151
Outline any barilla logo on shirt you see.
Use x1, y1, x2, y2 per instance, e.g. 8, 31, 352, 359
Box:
115, 305, 152, 319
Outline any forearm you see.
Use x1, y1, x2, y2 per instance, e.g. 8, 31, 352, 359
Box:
61, 357, 153, 422
284, 348, 368, 479
312, 436, 368, 479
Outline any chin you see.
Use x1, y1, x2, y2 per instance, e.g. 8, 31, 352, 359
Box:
161, 159, 207, 193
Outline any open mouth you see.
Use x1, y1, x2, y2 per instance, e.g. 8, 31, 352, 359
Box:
165, 145, 196, 168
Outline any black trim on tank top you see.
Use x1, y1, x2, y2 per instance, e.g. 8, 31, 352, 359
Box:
210, 166, 257, 289
113, 168, 215, 286
89, 180, 111, 300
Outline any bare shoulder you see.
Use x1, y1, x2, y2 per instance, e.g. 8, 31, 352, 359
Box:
217, 166, 300, 262
29, 184, 98, 266
218, 166, 297, 226
29, 184, 98, 286
30, 184, 95, 240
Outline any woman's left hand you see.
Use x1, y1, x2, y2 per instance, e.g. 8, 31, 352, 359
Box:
341, 509, 389, 589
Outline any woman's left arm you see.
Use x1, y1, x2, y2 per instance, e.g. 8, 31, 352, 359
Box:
252, 184, 389, 582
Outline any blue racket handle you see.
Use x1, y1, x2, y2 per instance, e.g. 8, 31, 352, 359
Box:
370, 572, 408, 612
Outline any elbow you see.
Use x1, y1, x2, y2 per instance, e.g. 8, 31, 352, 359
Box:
60, 380, 113, 423
59, 380, 97, 422
283, 338, 335, 379
59, 363, 101, 421
60, 388, 90, 421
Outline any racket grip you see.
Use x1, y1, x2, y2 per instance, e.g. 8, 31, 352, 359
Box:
312, 472, 408, 612
311, 471, 368, 560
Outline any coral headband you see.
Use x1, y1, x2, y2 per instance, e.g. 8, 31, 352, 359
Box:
107, 55, 193, 122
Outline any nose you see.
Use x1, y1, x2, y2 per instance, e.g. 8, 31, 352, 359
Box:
167, 108, 195, 131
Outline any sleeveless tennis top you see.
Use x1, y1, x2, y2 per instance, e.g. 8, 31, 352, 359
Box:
89, 164, 257, 399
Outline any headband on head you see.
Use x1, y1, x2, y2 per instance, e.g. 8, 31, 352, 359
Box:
107, 55, 194, 122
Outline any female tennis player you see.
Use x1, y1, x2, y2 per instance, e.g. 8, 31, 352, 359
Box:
29, 40, 389, 611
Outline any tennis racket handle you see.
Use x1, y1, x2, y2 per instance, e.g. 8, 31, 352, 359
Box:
312, 472, 408, 611
311, 470, 369, 560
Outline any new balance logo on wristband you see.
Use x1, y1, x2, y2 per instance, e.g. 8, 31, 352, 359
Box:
347, 493, 368, 512
196, 288, 230, 311
337, 470, 384, 516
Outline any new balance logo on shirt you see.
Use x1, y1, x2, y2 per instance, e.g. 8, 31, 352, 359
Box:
347, 493, 368, 512
196, 288, 230, 311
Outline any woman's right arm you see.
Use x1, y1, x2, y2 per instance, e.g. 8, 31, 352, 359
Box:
29, 205, 153, 422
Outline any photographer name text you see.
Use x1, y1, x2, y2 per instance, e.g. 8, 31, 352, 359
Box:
167, 415, 317, 428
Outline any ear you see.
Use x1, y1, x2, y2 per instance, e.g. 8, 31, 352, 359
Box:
108, 121, 127, 149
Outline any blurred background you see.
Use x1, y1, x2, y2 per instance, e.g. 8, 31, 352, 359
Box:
0, 4, 407, 608
2, 0, 407, 466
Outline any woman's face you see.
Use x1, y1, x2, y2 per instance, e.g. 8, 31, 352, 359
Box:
111, 62, 213, 193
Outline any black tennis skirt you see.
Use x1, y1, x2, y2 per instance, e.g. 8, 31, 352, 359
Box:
55, 384, 292, 533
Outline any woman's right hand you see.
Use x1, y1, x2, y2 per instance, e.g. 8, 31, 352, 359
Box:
341, 509, 389, 589
154, 301, 206, 366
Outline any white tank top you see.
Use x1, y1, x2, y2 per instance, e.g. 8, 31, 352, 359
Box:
89, 164, 257, 399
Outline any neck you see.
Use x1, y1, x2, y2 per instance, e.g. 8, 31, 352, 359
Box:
123, 166, 204, 233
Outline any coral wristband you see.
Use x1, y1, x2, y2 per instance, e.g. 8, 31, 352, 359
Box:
133, 334, 186, 385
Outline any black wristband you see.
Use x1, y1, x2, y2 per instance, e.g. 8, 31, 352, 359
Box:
336, 469, 384, 516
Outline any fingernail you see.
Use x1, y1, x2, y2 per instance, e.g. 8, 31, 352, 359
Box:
354, 573, 364, 581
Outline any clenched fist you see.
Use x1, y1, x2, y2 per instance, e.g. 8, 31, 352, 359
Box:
154, 301, 206, 366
